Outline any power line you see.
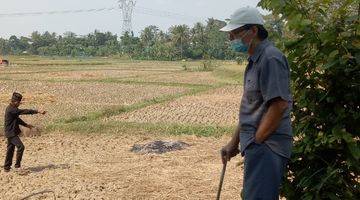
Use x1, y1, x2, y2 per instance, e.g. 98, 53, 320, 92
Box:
0, 6, 203, 22
136, 6, 202, 21
0, 7, 117, 17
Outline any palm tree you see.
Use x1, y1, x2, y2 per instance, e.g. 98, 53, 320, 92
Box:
190, 22, 207, 58
169, 25, 190, 59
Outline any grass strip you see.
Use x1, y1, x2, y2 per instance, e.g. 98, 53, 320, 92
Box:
46, 120, 235, 138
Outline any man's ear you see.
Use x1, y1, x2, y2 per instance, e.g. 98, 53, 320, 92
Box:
250, 26, 258, 37
229, 33, 235, 41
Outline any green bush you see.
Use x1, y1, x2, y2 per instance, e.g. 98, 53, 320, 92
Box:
198, 58, 219, 71
259, 0, 360, 199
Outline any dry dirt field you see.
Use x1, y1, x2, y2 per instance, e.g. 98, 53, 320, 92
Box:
0, 56, 246, 199
0, 133, 244, 200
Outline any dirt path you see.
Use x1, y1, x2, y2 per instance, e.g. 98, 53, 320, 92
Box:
0, 133, 244, 199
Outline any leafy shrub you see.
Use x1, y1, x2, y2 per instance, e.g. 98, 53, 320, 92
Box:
259, 0, 360, 199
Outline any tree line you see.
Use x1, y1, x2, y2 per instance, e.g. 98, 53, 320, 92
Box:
0, 15, 283, 61
0, 18, 233, 60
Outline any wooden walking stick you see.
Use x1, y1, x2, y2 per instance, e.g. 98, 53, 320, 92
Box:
216, 160, 227, 200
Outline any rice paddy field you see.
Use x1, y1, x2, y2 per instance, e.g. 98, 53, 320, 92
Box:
0, 56, 247, 199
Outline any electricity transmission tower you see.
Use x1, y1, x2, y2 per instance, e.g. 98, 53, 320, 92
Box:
118, 0, 136, 34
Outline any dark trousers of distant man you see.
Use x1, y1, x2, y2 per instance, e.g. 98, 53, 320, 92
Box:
4, 136, 25, 170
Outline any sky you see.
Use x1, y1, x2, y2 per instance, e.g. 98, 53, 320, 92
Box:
0, 0, 264, 38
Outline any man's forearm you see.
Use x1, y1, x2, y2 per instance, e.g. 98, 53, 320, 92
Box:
18, 109, 38, 115
18, 118, 28, 127
255, 99, 288, 143
229, 123, 241, 145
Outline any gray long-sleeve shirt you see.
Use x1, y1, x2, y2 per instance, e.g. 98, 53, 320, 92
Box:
4, 105, 38, 138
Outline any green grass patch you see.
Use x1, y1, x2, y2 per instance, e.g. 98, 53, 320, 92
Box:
0, 76, 214, 89
46, 120, 235, 138
62, 78, 212, 88
153, 123, 235, 137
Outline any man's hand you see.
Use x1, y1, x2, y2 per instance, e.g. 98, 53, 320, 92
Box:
38, 110, 46, 115
254, 135, 263, 144
221, 142, 240, 164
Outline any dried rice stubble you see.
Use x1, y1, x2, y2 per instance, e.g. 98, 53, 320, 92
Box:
0, 80, 190, 127
111, 85, 243, 126
124, 71, 220, 85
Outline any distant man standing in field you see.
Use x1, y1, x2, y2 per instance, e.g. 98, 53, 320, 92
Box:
220, 7, 293, 199
3, 92, 46, 172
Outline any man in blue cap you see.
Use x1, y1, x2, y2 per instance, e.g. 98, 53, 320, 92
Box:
220, 7, 293, 199
3, 92, 46, 172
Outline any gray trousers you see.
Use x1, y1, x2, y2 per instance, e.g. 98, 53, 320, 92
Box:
243, 142, 288, 200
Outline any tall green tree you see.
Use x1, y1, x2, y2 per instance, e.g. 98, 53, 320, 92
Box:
120, 31, 140, 58
190, 22, 208, 59
7, 36, 29, 54
0, 38, 11, 55
169, 24, 190, 59
140, 25, 160, 59
263, 13, 286, 48
29, 31, 57, 54
151, 30, 176, 60
204, 18, 233, 59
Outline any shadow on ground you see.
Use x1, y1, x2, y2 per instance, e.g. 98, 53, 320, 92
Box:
26, 164, 70, 173
20, 190, 56, 200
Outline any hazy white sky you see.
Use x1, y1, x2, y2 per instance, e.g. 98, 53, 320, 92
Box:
0, 0, 264, 38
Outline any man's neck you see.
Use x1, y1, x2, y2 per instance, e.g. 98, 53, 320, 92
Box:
248, 38, 262, 56
9, 103, 18, 108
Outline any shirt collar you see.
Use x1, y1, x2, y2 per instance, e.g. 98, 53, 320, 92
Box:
248, 39, 271, 63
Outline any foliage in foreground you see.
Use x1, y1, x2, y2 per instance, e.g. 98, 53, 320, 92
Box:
259, 0, 359, 199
